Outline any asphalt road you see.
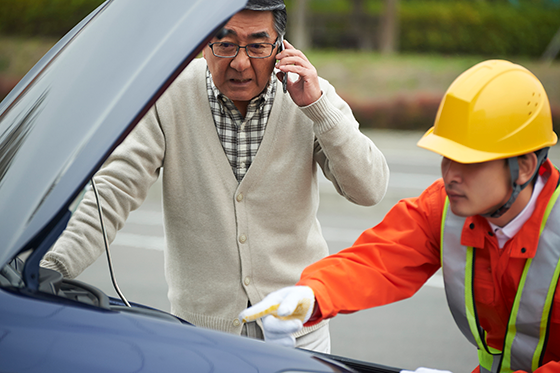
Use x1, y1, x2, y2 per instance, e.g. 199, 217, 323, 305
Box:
76, 129, 560, 373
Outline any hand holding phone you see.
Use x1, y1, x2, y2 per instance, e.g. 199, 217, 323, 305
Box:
274, 38, 322, 107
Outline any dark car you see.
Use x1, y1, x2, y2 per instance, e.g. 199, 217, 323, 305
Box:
0, 1, 400, 372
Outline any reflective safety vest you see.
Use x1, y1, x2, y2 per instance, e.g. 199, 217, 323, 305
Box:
440, 186, 560, 373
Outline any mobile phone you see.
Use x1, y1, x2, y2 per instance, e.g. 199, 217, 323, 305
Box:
277, 36, 287, 93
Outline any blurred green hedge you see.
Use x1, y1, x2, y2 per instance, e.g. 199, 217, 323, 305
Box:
0, 0, 105, 36
400, 2, 560, 57
285, 0, 560, 58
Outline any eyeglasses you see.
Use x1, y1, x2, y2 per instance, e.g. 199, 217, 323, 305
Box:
208, 39, 279, 59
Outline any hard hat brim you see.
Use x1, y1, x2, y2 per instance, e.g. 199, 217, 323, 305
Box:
417, 127, 519, 164
418, 127, 557, 164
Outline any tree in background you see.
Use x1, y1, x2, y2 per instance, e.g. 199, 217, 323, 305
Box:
379, 0, 399, 54
290, 0, 311, 50
350, 0, 373, 51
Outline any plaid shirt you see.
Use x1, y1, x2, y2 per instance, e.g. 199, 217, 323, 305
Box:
206, 68, 276, 182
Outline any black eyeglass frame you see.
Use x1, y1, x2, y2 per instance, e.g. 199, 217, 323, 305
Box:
208, 37, 280, 59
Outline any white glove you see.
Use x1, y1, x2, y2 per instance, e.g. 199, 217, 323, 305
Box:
261, 314, 302, 347
401, 368, 453, 373
238, 286, 315, 347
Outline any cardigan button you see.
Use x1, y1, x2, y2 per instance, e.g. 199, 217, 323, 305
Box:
244, 277, 251, 286
521, 248, 527, 254
236, 193, 244, 202
233, 319, 241, 327
239, 234, 247, 244
469, 223, 475, 229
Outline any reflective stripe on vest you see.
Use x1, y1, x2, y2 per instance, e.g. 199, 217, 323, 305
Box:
441, 185, 560, 372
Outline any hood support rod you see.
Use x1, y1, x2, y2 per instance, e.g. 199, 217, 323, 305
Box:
91, 178, 130, 307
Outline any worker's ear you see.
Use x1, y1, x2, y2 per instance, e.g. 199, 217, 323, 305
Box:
516, 153, 538, 185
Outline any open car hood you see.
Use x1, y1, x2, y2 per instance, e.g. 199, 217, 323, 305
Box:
0, 0, 246, 267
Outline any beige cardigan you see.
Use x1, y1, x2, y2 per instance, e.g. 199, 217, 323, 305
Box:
42, 58, 389, 335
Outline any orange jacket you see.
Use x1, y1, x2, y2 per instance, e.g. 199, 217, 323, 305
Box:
298, 160, 560, 373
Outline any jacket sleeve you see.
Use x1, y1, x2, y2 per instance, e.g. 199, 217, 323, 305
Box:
40, 106, 165, 279
298, 181, 445, 325
299, 78, 389, 207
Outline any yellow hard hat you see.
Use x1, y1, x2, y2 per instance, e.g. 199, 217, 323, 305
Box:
417, 60, 557, 163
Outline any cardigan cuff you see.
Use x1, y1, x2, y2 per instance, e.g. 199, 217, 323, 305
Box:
299, 92, 344, 135
294, 319, 329, 338
41, 252, 73, 279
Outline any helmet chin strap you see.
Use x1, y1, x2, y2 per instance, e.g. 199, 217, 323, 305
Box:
482, 148, 549, 219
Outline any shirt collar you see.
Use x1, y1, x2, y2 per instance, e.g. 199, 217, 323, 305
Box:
206, 68, 275, 115
460, 160, 558, 258
487, 174, 545, 248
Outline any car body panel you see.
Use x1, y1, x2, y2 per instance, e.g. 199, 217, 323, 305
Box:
0, 288, 347, 372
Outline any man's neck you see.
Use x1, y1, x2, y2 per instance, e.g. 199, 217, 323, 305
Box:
232, 100, 249, 117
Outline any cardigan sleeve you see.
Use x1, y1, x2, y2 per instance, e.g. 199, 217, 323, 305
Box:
297, 180, 445, 325
299, 78, 389, 207
41, 107, 165, 279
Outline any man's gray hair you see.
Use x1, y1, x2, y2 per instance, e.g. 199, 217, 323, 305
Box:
244, 0, 287, 37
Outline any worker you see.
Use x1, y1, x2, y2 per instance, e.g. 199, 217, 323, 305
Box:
239, 59, 560, 372
41, 0, 389, 352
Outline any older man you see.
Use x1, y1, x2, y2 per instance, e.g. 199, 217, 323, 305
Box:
41, 0, 389, 352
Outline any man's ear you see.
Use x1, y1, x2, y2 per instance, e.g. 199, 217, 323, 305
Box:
516, 153, 538, 185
